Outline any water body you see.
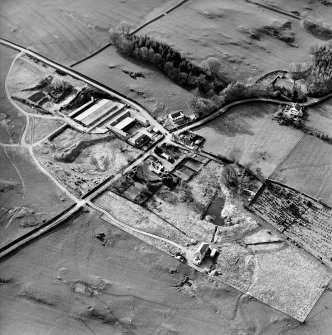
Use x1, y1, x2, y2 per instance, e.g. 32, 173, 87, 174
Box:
204, 196, 225, 226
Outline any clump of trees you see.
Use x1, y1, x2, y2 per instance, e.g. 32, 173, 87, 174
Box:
290, 43, 332, 97
109, 28, 227, 95
305, 43, 332, 97
62, 87, 116, 111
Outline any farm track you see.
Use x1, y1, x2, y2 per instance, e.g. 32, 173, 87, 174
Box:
1, 37, 332, 260
1, 39, 332, 322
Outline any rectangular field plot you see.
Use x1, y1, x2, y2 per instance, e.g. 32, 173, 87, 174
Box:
246, 247, 332, 322
250, 182, 332, 268
270, 135, 332, 206
0, 0, 177, 64
140, 0, 322, 81
195, 102, 304, 178
306, 98, 332, 137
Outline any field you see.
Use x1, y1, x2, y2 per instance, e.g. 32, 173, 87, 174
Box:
34, 127, 142, 197
246, 246, 331, 322
1, 207, 331, 333
250, 182, 332, 268
0, 146, 73, 249
270, 135, 332, 206
25, 117, 64, 144
0, 45, 25, 144
306, 98, 332, 137
195, 102, 304, 177
73, 45, 194, 119
0, 0, 179, 65
140, 0, 326, 81
3, 209, 316, 335
94, 190, 191, 247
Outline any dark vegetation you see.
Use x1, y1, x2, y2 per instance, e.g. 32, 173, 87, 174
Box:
109, 28, 227, 96
110, 26, 331, 121
221, 163, 263, 198
61, 86, 118, 111
302, 16, 332, 40
45, 79, 72, 103
290, 43, 332, 97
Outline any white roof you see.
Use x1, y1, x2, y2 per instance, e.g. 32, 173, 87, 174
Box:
75, 99, 111, 122
114, 116, 135, 130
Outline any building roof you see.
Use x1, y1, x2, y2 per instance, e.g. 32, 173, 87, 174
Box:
114, 116, 135, 130
169, 111, 185, 121
194, 242, 210, 258
75, 99, 117, 126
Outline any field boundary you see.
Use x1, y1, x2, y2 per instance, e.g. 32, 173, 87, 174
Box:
0, 203, 79, 260
69, 0, 189, 68
70, 43, 112, 68
268, 133, 307, 180
246, 0, 301, 20
265, 179, 332, 210
130, 0, 188, 35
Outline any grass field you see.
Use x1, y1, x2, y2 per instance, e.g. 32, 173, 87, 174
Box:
0, 0, 178, 65
140, 0, 325, 81
270, 135, 332, 206
195, 102, 304, 177
0, 209, 288, 335
0, 45, 25, 144
25, 117, 64, 144
0, 146, 73, 248
73, 45, 194, 119
2, 209, 331, 333
95, 190, 191, 246
306, 98, 332, 137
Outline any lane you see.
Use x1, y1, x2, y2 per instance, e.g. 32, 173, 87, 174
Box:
0, 38, 168, 136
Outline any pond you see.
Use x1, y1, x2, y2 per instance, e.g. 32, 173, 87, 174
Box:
204, 196, 225, 226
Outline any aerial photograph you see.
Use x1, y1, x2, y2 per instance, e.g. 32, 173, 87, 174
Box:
0, 0, 332, 334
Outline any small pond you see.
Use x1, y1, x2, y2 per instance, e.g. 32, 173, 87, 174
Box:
204, 196, 225, 226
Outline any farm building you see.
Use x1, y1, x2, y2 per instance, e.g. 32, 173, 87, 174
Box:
74, 99, 120, 127
108, 109, 150, 140
169, 110, 187, 125
193, 242, 211, 265
284, 103, 303, 119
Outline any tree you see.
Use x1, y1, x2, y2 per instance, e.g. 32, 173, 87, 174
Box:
140, 46, 149, 61
221, 164, 238, 188
202, 57, 221, 76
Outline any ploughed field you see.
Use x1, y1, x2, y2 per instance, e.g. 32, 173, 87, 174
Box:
195, 102, 304, 177
0, 0, 177, 64
250, 182, 332, 268
270, 135, 332, 207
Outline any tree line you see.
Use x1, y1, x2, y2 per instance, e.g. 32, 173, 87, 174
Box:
109, 29, 227, 95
